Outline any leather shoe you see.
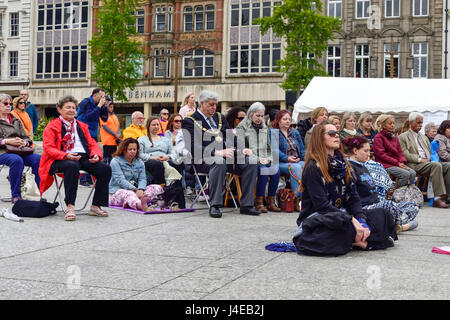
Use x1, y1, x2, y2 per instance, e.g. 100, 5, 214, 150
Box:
209, 206, 222, 218
240, 207, 261, 215
432, 198, 449, 209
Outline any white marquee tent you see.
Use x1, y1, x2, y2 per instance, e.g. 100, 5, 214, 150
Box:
293, 77, 450, 123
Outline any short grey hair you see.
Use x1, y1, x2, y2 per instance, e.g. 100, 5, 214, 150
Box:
160, 108, 169, 114
409, 112, 424, 122
246, 102, 265, 120
425, 122, 437, 132
131, 111, 143, 119
198, 90, 219, 104
0, 93, 12, 103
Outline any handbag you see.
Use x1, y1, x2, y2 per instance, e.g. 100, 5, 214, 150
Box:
392, 184, 424, 208
12, 199, 59, 218
22, 172, 41, 201
5, 144, 33, 156
276, 188, 294, 212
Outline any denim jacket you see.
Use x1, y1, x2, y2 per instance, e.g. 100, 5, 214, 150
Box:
270, 128, 306, 163
109, 155, 147, 194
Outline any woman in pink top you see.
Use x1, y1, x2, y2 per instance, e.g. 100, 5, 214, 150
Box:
179, 93, 196, 118
372, 114, 416, 188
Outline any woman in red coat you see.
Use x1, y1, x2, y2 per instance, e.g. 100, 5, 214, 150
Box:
372, 114, 416, 188
39, 95, 112, 221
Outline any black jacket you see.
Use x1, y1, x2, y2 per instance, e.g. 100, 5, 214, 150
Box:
296, 117, 313, 143
296, 160, 366, 226
182, 110, 234, 164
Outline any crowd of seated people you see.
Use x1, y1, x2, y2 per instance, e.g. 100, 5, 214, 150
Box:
3, 89, 450, 257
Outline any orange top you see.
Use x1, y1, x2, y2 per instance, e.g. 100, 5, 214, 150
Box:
99, 113, 120, 146
158, 119, 168, 135
11, 110, 33, 140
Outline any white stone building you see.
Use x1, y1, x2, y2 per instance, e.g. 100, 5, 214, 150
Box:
0, 0, 32, 95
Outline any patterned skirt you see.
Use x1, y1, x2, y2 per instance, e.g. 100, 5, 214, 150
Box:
109, 185, 164, 210
363, 199, 419, 225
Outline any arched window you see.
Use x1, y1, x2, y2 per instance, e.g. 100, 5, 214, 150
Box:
183, 49, 214, 77
194, 6, 203, 30
184, 7, 193, 31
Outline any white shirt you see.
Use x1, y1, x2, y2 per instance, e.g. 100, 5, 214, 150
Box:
68, 121, 86, 154
411, 130, 427, 160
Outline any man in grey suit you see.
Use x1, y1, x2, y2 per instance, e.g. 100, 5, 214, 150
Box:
182, 90, 260, 218
398, 112, 450, 208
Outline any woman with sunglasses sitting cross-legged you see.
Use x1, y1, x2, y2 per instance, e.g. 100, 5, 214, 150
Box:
292, 121, 396, 256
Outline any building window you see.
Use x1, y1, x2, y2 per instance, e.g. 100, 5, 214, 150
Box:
355, 44, 370, 78
327, 46, 341, 77
195, 6, 204, 30
184, 7, 193, 31
9, 51, 18, 77
183, 49, 214, 77
36, 0, 89, 80
132, 9, 145, 34
412, 42, 427, 78
155, 6, 173, 32
384, 42, 399, 78
10, 12, 19, 37
154, 48, 171, 78
356, 0, 370, 18
385, 0, 400, 17
328, 0, 342, 18
413, 0, 428, 16
206, 5, 215, 30
229, 0, 281, 74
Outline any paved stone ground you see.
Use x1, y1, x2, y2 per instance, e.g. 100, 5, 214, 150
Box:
0, 163, 449, 301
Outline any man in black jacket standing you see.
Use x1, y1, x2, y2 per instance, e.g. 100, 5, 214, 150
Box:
182, 90, 260, 218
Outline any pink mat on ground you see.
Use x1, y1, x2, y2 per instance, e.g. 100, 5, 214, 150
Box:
432, 246, 450, 255
109, 205, 195, 214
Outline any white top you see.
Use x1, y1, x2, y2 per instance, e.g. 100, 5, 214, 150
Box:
68, 121, 86, 154
411, 130, 427, 160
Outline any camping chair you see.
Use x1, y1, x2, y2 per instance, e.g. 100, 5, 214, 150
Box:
224, 173, 242, 207
415, 174, 429, 197
52, 170, 97, 213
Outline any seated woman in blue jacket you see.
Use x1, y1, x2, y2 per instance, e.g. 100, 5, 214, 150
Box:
271, 110, 305, 211
293, 121, 396, 256
109, 138, 163, 211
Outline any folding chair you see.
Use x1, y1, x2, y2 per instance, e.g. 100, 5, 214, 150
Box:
190, 165, 238, 209
385, 173, 399, 200
52, 170, 97, 212
415, 174, 429, 197
224, 173, 242, 207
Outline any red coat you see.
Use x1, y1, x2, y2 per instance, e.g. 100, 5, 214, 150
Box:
372, 130, 407, 169
39, 118, 103, 195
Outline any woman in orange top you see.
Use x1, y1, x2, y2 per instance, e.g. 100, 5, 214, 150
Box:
99, 98, 121, 164
11, 97, 33, 140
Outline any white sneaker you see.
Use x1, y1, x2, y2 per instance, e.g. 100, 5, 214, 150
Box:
197, 194, 209, 202
185, 187, 193, 195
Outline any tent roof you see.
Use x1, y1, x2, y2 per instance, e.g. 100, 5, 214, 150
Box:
293, 77, 450, 121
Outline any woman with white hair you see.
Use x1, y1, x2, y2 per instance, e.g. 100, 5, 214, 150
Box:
236, 102, 281, 212
372, 114, 416, 188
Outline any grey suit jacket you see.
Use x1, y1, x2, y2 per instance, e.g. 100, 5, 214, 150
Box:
398, 129, 431, 164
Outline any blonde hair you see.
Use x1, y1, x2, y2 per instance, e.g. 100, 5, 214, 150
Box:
182, 93, 195, 106
310, 107, 328, 124
340, 112, 357, 130
357, 112, 374, 131
375, 114, 395, 131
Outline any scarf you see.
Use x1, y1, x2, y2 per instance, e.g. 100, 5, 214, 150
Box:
60, 116, 75, 152
326, 151, 349, 208
328, 151, 347, 181
251, 122, 263, 132
381, 129, 395, 139
343, 128, 357, 136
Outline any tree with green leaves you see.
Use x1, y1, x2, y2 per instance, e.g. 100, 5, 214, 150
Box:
256, 0, 342, 92
89, 0, 144, 101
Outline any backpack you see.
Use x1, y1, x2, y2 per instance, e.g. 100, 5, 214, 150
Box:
392, 184, 424, 208
162, 180, 186, 209
12, 199, 59, 218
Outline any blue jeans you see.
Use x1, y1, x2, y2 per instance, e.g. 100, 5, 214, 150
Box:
0, 153, 41, 198
279, 161, 304, 197
256, 163, 280, 197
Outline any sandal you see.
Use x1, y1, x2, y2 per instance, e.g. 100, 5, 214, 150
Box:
168, 202, 179, 211
88, 206, 109, 217
64, 208, 76, 221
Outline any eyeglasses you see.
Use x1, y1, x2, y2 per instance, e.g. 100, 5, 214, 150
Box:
236, 117, 245, 120
161, 113, 169, 115
173, 120, 182, 123
325, 130, 339, 137
18, 102, 25, 105
1, 101, 11, 106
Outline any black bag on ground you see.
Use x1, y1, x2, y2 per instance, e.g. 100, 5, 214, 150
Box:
293, 211, 355, 257
12, 199, 59, 218
163, 180, 186, 209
